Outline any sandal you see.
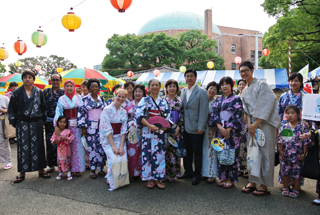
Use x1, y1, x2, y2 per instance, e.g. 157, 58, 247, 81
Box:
67, 175, 73, 181
243, 172, 249, 178
14, 175, 25, 183
56, 173, 63, 180
207, 177, 216, 183
75, 172, 81, 177
147, 182, 155, 189
168, 178, 175, 183
282, 188, 290, 197
89, 173, 97, 179
241, 185, 256, 194
4, 163, 12, 170
252, 189, 270, 196
223, 182, 234, 189
238, 172, 243, 177
39, 172, 51, 179
98, 171, 106, 177
289, 190, 300, 198
155, 181, 165, 190
217, 181, 226, 187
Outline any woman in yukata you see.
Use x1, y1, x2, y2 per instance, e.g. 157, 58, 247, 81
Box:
135, 79, 171, 190
125, 84, 146, 181
162, 79, 183, 183
122, 81, 135, 108
203, 81, 219, 183
209, 76, 244, 189
100, 89, 128, 191
78, 78, 107, 179
54, 79, 85, 177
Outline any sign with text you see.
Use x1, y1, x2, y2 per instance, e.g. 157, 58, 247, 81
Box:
302, 94, 320, 121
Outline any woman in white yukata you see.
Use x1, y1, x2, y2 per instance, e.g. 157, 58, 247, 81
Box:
100, 89, 128, 191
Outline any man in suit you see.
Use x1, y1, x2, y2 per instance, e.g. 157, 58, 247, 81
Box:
179, 69, 208, 185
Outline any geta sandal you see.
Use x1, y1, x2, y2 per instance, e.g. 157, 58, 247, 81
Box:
155, 181, 165, 190
14, 175, 25, 183
89, 173, 97, 179
252, 189, 270, 196
147, 182, 155, 189
241, 185, 256, 194
39, 172, 51, 179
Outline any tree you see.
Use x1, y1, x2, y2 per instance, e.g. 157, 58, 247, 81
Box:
8, 55, 77, 78
260, 0, 320, 71
0, 62, 5, 73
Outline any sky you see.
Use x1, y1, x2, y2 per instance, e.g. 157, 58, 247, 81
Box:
1, 0, 277, 73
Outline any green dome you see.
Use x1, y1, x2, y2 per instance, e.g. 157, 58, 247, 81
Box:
138, 11, 221, 35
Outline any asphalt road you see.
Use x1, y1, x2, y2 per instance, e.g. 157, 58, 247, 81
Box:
1, 143, 320, 215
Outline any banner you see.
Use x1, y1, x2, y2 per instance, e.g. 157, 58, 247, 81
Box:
302, 94, 320, 121
299, 64, 309, 82
303, 82, 313, 94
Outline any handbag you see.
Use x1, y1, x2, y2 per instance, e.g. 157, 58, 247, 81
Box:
111, 156, 130, 189
150, 97, 172, 133
175, 138, 187, 158
4, 114, 16, 138
217, 140, 235, 165
301, 143, 320, 180
247, 136, 262, 177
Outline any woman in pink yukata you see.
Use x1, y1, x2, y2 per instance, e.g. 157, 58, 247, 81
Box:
100, 89, 128, 191
51, 115, 74, 181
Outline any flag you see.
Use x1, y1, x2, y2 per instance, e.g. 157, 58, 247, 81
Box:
298, 64, 309, 82
303, 82, 313, 94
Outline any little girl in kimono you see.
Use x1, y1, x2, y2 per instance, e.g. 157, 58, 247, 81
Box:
51, 116, 75, 181
278, 105, 310, 198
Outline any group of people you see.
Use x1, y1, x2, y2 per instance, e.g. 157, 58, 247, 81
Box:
0, 61, 319, 204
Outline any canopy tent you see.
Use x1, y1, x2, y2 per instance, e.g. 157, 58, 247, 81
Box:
308, 66, 320, 79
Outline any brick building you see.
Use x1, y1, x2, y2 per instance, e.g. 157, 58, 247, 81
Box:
138, 9, 263, 70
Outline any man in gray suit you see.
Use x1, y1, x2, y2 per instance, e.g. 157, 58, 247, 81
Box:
178, 69, 208, 185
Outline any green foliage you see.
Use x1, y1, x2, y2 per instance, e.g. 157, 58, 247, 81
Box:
0, 62, 6, 73
8, 55, 77, 78
260, 0, 320, 71
101, 30, 225, 74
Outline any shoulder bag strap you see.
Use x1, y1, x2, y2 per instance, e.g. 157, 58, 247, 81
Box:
150, 97, 163, 117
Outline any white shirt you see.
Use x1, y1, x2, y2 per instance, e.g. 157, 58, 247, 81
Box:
186, 82, 197, 102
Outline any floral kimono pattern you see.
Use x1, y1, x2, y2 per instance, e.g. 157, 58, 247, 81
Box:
54, 95, 85, 173
78, 94, 106, 172
100, 103, 128, 191
125, 100, 142, 177
278, 123, 310, 179
163, 95, 183, 179
135, 96, 171, 181
202, 98, 218, 178
51, 129, 74, 172
208, 93, 244, 183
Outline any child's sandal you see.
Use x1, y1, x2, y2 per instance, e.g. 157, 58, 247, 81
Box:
289, 190, 300, 198
282, 188, 290, 197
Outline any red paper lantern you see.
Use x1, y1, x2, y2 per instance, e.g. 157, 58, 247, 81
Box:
234, 56, 242, 64
110, 0, 132, 12
127, 70, 133, 77
262, 48, 270, 56
153, 69, 160, 77
14, 38, 27, 55
35, 64, 41, 72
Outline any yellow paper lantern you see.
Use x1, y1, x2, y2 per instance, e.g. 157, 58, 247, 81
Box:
207, 61, 214, 69
0, 44, 9, 61
61, 8, 81, 32
56, 67, 63, 73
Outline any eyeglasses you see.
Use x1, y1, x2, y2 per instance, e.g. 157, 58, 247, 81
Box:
239, 69, 251, 74
51, 79, 60, 82
185, 75, 195, 79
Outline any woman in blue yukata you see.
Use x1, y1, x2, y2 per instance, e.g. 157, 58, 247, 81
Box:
209, 76, 244, 189
135, 79, 171, 190
100, 89, 128, 191
78, 78, 107, 179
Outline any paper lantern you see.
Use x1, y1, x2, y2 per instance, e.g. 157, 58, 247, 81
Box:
14, 38, 27, 55
15, 60, 21, 67
153, 69, 160, 77
235, 56, 242, 64
0, 45, 9, 61
31, 27, 47, 48
262, 48, 270, 56
35, 64, 41, 72
61, 8, 81, 32
110, 0, 132, 12
56, 67, 63, 73
179, 66, 186, 73
127, 70, 133, 77
207, 61, 214, 69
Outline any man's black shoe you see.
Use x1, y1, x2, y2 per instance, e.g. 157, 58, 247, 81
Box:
192, 178, 200, 185
178, 173, 193, 179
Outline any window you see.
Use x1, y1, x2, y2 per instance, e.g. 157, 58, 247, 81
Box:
251, 51, 255, 64
231, 63, 236, 70
215, 46, 218, 55
258, 51, 262, 58
231, 45, 236, 54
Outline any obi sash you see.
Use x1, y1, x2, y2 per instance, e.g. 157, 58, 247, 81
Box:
220, 110, 233, 128
149, 110, 160, 118
64, 108, 78, 120
88, 108, 102, 121
111, 123, 122, 135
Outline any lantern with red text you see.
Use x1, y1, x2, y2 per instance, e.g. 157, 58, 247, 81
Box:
153, 69, 160, 77
110, 0, 132, 12
35, 64, 41, 72
0, 44, 9, 61
234, 56, 242, 64
127, 70, 133, 77
61, 8, 81, 32
56, 67, 63, 73
14, 38, 27, 55
262, 48, 270, 56
207, 61, 214, 69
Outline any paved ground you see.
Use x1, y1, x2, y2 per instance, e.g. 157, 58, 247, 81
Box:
1, 144, 320, 215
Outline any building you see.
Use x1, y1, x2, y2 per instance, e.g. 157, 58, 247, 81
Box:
138, 9, 263, 70
93, 64, 102, 71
